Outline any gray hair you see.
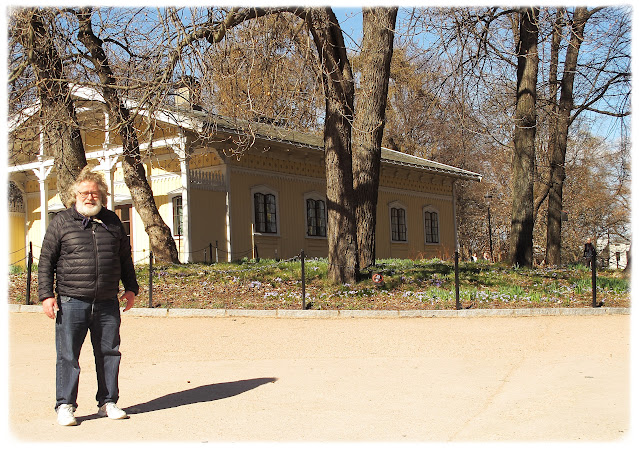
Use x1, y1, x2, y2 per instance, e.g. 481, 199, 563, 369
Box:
68, 166, 109, 207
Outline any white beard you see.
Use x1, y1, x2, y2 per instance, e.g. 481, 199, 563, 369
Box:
76, 200, 102, 217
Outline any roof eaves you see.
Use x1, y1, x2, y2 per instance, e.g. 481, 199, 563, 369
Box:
380, 147, 482, 181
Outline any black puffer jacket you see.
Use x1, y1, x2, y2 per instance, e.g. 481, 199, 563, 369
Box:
38, 206, 139, 302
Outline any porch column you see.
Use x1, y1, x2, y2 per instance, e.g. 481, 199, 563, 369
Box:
176, 135, 192, 263
98, 152, 118, 210
102, 112, 116, 209
33, 160, 53, 244
224, 164, 232, 262
103, 111, 111, 148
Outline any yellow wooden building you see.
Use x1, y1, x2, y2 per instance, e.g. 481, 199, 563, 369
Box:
8, 86, 481, 267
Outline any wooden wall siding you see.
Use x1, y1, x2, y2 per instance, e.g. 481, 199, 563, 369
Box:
228, 150, 327, 261
376, 186, 455, 261
9, 213, 26, 267
189, 189, 228, 262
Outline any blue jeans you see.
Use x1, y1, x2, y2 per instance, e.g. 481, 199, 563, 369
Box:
55, 296, 121, 410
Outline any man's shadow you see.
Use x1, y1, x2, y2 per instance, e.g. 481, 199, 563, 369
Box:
76, 377, 277, 422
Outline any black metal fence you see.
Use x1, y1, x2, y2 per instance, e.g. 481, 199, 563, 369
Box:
20, 243, 605, 309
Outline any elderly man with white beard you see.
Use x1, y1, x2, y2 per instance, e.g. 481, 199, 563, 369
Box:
39, 167, 139, 426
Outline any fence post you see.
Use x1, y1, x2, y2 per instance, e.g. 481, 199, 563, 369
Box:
149, 250, 153, 308
26, 242, 33, 305
455, 250, 461, 310
592, 249, 598, 307
300, 250, 306, 310
215, 241, 219, 263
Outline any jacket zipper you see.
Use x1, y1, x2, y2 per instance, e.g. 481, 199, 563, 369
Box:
92, 222, 99, 304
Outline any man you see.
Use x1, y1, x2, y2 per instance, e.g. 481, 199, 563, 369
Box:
39, 167, 139, 426
584, 238, 596, 270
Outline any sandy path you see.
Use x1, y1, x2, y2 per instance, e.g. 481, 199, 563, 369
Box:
7, 311, 631, 443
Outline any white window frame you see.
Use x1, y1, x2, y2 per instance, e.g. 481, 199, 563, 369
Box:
251, 184, 280, 236
304, 191, 328, 239
389, 201, 408, 243
170, 195, 183, 237
423, 205, 440, 245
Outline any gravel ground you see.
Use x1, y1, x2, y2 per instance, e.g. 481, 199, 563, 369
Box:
7, 310, 632, 443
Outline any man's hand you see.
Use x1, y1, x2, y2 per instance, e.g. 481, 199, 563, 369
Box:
42, 297, 58, 319
121, 291, 136, 312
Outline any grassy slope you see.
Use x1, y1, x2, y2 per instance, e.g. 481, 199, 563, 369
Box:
9, 258, 630, 310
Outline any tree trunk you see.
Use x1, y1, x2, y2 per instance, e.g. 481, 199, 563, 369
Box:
546, 7, 589, 266
205, 6, 360, 283
77, 8, 179, 263
534, 8, 563, 222
353, 7, 397, 270
306, 8, 358, 283
510, 7, 539, 267
21, 8, 87, 206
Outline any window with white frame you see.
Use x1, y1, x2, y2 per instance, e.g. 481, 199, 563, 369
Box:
423, 206, 440, 244
172, 195, 183, 236
389, 202, 407, 242
305, 193, 327, 237
252, 186, 278, 234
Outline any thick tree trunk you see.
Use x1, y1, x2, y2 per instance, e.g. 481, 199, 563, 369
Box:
533, 8, 563, 223
510, 7, 539, 267
353, 7, 397, 270
546, 7, 589, 266
77, 8, 179, 263
21, 9, 87, 206
306, 8, 358, 284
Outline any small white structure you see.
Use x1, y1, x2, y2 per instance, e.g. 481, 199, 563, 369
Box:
596, 238, 630, 270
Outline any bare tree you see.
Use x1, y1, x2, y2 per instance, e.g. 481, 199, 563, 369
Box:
510, 7, 539, 267
303, 8, 359, 282
542, 6, 630, 265
197, 7, 399, 279
206, 14, 323, 133
400, 7, 629, 265
75, 7, 179, 263
9, 7, 180, 262
10, 8, 87, 206
352, 7, 398, 269
165, 6, 359, 282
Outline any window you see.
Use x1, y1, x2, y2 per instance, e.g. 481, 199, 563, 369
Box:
391, 207, 407, 242
172, 196, 183, 236
254, 192, 277, 233
115, 204, 133, 248
424, 207, 439, 244
306, 198, 327, 237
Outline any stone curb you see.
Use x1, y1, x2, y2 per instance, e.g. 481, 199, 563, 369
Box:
7, 304, 630, 318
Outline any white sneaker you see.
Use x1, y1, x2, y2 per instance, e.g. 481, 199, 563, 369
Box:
57, 404, 77, 426
98, 402, 128, 420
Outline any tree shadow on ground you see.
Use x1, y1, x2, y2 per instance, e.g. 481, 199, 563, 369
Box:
76, 377, 278, 422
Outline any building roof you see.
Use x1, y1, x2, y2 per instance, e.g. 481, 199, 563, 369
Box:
9, 85, 482, 182
174, 105, 482, 182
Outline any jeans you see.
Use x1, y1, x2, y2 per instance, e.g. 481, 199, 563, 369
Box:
55, 296, 121, 410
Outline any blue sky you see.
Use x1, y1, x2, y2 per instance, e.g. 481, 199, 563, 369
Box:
333, 7, 363, 49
